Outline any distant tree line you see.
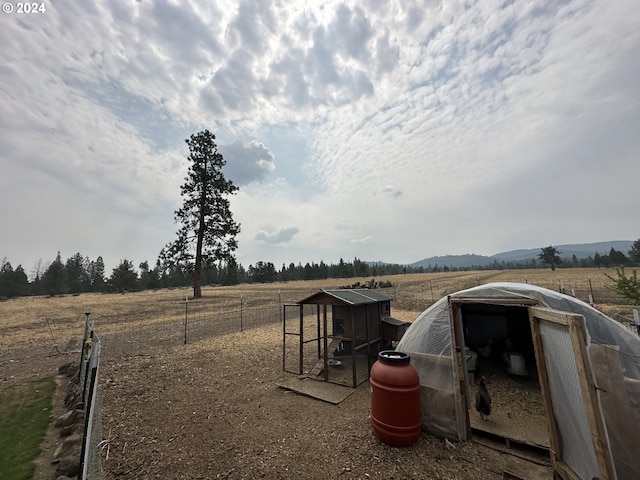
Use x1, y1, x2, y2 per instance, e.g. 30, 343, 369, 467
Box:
536, 244, 640, 271
1, 239, 639, 300
0, 254, 414, 299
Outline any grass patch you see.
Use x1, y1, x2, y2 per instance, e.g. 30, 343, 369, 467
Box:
0, 377, 56, 480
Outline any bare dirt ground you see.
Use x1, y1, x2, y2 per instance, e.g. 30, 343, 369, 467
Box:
1, 270, 633, 479
97, 320, 551, 480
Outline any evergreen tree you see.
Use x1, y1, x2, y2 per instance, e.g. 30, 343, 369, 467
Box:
608, 248, 629, 266
629, 239, 640, 265
30, 258, 45, 295
302, 262, 314, 280
0, 260, 28, 298
201, 259, 220, 285
139, 261, 161, 290
538, 246, 562, 271
41, 252, 67, 296
65, 253, 90, 294
594, 252, 603, 268
606, 267, 640, 304
13, 265, 30, 297
288, 262, 300, 281
248, 261, 277, 283
157, 249, 192, 287
88, 256, 106, 292
108, 259, 139, 293
333, 258, 350, 278
224, 258, 240, 285
318, 260, 329, 279
0, 259, 13, 298
164, 130, 240, 298
217, 258, 240, 286
278, 263, 288, 282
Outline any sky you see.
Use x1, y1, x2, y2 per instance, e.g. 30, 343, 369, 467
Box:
1, 0, 638, 277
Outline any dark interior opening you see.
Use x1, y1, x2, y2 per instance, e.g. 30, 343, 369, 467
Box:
461, 304, 536, 375
459, 303, 550, 456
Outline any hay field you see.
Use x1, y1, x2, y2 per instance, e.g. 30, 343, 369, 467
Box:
0, 267, 631, 350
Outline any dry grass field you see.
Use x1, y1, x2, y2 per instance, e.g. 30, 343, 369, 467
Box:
0, 267, 630, 351
1, 268, 637, 479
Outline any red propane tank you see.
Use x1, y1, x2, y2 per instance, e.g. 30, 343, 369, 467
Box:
370, 350, 422, 447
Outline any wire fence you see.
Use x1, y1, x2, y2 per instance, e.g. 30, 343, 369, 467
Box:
97, 289, 304, 359
86, 276, 630, 361
388, 272, 629, 312
78, 316, 104, 480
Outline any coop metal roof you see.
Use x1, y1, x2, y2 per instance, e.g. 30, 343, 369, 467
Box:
382, 316, 409, 327
297, 288, 393, 306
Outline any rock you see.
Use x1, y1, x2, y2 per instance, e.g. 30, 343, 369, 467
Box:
63, 384, 81, 409
55, 452, 81, 478
55, 409, 84, 428
59, 421, 84, 438
53, 433, 83, 460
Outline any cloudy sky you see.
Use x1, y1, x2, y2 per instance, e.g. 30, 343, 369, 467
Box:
1, 0, 638, 276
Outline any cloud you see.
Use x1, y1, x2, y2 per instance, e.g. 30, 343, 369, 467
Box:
382, 186, 403, 198
350, 236, 371, 244
1, 0, 638, 273
254, 226, 300, 245
202, 49, 258, 114
330, 4, 374, 63
374, 31, 400, 74
227, 1, 278, 54
221, 140, 276, 186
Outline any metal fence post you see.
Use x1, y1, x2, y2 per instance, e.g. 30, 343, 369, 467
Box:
184, 297, 188, 345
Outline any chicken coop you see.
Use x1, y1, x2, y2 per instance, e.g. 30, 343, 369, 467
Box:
282, 289, 409, 388
396, 282, 640, 480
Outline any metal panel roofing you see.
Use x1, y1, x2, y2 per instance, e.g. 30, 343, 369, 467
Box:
298, 288, 393, 305
382, 316, 408, 327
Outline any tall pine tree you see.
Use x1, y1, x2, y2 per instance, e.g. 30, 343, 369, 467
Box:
164, 130, 240, 298
538, 246, 561, 271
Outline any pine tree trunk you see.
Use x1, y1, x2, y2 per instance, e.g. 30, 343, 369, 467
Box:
194, 213, 205, 298
193, 265, 202, 298
193, 246, 203, 298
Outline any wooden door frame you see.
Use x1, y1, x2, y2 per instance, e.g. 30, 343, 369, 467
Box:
529, 306, 614, 480
450, 297, 538, 441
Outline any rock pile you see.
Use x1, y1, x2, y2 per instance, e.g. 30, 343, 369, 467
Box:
340, 279, 393, 289
51, 362, 84, 479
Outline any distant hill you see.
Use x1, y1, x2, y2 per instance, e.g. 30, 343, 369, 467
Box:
410, 240, 634, 269
409, 254, 495, 269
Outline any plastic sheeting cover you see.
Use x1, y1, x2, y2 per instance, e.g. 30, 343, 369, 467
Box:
396, 281, 640, 475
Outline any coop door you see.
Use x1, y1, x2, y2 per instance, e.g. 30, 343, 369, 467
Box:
282, 303, 305, 375
529, 307, 614, 480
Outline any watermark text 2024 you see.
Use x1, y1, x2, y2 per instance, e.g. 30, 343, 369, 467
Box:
2, 3, 46, 14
